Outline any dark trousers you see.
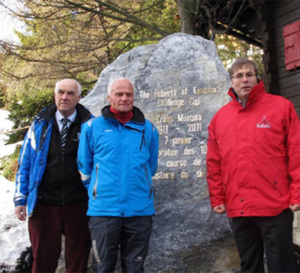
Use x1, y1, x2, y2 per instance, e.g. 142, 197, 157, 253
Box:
231, 209, 296, 273
29, 202, 91, 273
89, 216, 153, 273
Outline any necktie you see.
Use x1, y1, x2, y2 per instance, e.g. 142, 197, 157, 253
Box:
60, 118, 70, 150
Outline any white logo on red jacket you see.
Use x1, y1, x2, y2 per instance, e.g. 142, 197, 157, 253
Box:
256, 116, 271, 129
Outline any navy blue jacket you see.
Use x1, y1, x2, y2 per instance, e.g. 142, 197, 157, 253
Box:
14, 103, 92, 216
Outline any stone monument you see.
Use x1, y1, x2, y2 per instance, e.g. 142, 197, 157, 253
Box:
81, 33, 240, 272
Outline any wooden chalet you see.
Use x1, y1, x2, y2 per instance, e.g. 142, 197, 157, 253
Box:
227, 0, 300, 114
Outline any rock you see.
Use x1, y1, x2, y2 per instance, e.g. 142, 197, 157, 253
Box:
81, 33, 235, 272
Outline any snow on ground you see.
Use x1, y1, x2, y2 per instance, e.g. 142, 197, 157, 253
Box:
0, 109, 30, 269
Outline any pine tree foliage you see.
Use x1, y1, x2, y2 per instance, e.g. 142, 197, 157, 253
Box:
0, 0, 180, 138
2, 0, 179, 86
215, 35, 263, 74
0, 0, 263, 141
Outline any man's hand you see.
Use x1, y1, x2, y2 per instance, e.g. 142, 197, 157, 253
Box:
15, 206, 27, 221
289, 204, 300, 212
213, 204, 226, 214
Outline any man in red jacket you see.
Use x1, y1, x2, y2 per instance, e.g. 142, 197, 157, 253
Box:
206, 58, 300, 272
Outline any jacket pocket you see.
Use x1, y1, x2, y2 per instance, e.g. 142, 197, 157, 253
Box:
92, 163, 99, 199
257, 159, 289, 197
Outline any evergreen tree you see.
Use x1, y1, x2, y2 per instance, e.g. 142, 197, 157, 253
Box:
0, 0, 262, 141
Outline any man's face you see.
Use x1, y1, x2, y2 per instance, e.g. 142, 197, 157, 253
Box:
107, 79, 134, 113
231, 65, 258, 104
54, 79, 81, 117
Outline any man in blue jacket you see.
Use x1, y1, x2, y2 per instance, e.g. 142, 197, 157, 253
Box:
77, 77, 159, 273
14, 79, 93, 273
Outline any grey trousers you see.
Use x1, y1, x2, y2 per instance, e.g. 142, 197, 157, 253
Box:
89, 216, 153, 273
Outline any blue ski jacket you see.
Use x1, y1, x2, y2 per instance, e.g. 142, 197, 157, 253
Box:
77, 106, 159, 217
14, 104, 93, 216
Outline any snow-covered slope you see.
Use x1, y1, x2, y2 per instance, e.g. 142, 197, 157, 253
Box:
0, 110, 30, 270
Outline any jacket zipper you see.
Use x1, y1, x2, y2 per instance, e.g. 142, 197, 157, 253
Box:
127, 125, 145, 150
144, 166, 153, 199
38, 124, 49, 151
93, 163, 99, 199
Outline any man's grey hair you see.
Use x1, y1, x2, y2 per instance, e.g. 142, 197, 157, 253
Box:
54, 79, 82, 96
107, 78, 134, 95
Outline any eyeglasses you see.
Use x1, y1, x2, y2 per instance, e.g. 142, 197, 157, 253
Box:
232, 72, 256, 80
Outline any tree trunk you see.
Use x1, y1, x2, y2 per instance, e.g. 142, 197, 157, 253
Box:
177, 0, 209, 38
177, 0, 197, 35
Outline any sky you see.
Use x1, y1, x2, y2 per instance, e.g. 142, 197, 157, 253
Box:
0, 109, 30, 270
0, 0, 24, 42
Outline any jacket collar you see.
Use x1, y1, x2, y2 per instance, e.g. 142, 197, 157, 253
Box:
38, 103, 92, 124
228, 80, 266, 108
101, 105, 145, 123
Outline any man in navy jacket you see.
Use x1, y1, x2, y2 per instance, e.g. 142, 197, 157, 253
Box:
14, 79, 93, 273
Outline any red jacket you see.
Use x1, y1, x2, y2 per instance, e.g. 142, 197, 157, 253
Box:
206, 81, 300, 217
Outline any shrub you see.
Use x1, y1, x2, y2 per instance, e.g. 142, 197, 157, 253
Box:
0, 144, 22, 181
14, 247, 33, 273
